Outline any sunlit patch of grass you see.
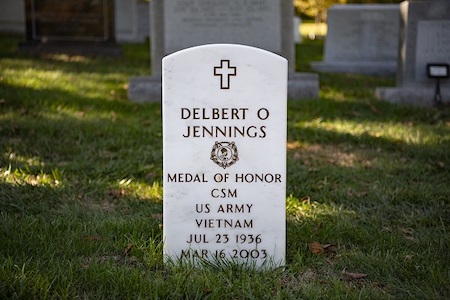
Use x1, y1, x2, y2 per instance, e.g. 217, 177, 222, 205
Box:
1, 165, 63, 188
286, 194, 356, 221
297, 118, 446, 146
114, 178, 163, 202
41, 54, 92, 63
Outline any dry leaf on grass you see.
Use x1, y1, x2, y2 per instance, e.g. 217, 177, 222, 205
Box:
80, 257, 93, 269
123, 243, 134, 256
368, 103, 378, 113
150, 214, 163, 221
342, 270, 368, 280
108, 189, 125, 198
82, 235, 103, 241
309, 241, 324, 254
309, 242, 338, 255
145, 172, 158, 180
399, 227, 415, 236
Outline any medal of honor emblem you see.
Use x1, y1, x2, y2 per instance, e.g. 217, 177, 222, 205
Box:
210, 141, 239, 169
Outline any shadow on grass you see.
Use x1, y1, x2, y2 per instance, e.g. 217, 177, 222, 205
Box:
0, 80, 152, 115
0, 35, 151, 76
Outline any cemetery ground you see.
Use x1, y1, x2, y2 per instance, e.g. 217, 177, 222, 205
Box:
0, 34, 449, 299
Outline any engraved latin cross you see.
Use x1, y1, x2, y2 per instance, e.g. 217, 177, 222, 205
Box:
214, 60, 237, 89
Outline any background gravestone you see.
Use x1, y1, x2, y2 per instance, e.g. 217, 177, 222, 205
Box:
128, 0, 319, 102
0, 0, 25, 34
115, 0, 150, 42
0, 0, 149, 43
162, 1, 284, 57
376, 0, 450, 106
163, 44, 287, 267
19, 0, 121, 56
311, 4, 400, 75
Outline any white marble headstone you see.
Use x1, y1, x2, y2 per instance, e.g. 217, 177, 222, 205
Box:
163, 44, 287, 268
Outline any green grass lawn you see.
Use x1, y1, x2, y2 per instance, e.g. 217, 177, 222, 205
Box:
1, 35, 449, 299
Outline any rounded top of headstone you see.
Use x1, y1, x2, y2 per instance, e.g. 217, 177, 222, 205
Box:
164, 43, 287, 63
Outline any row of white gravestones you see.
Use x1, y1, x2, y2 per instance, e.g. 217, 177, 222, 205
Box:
163, 44, 287, 268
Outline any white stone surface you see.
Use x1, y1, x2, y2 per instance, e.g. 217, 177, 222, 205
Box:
163, 44, 287, 268
311, 4, 400, 75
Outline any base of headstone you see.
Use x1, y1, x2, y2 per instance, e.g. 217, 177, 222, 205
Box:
311, 61, 396, 76
288, 73, 319, 99
128, 72, 319, 102
18, 42, 122, 57
375, 87, 450, 107
128, 76, 161, 103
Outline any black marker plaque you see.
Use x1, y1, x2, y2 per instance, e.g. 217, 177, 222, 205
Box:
21, 0, 120, 55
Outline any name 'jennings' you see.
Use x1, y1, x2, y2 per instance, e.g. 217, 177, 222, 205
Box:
180, 107, 267, 138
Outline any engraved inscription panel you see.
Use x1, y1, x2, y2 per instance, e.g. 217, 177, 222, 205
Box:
415, 21, 450, 82
163, 44, 287, 268
29, 0, 110, 41
163, 0, 281, 55
324, 6, 399, 62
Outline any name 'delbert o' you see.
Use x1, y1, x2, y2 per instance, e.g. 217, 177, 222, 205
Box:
181, 107, 270, 138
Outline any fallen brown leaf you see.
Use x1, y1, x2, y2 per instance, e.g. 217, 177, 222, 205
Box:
80, 258, 92, 269
404, 254, 414, 261
309, 241, 324, 254
108, 189, 125, 198
82, 235, 103, 241
342, 270, 368, 280
123, 243, 134, 256
150, 214, 163, 221
399, 227, 415, 236
356, 191, 369, 197
75, 111, 85, 118
300, 196, 311, 204
145, 172, 158, 181
368, 103, 378, 113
